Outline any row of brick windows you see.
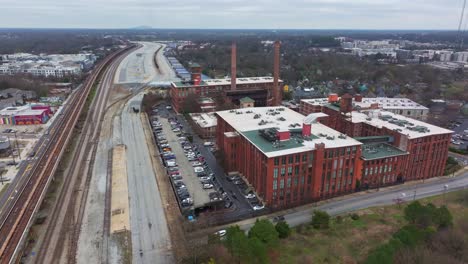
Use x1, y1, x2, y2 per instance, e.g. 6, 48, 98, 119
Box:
273, 153, 313, 166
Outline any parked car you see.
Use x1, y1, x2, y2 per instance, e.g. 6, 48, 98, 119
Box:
227, 175, 240, 181
171, 175, 183, 180
166, 160, 177, 167
214, 229, 226, 237
179, 193, 190, 199
234, 180, 244, 185
203, 184, 214, 189
168, 166, 179, 172
273, 215, 285, 222
194, 167, 204, 173
244, 192, 256, 199
203, 142, 214, 147
199, 176, 212, 181
253, 205, 265, 211
191, 161, 202, 167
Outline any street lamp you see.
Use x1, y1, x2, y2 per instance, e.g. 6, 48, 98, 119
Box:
443, 184, 449, 204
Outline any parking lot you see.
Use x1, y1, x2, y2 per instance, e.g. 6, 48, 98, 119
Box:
149, 106, 230, 215
448, 118, 468, 150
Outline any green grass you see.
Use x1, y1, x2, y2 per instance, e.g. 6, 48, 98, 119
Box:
276, 189, 468, 264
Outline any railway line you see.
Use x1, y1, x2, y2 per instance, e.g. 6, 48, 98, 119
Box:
33, 45, 140, 264
153, 45, 163, 74
0, 46, 136, 264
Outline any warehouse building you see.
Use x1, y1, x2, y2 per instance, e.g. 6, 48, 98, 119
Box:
300, 94, 452, 184
216, 107, 363, 209
0, 104, 52, 125
300, 95, 429, 121
188, 112, 217, 139
170, 42, 283, 113
216, 102, 451, 209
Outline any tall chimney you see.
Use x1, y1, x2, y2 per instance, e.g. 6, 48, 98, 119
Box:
273, 41, 281, 105
231, 42, 237, 90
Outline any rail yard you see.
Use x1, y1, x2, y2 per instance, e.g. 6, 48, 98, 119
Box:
0, 45, 137, 263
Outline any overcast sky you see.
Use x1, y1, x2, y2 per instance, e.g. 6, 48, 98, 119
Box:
0, 0, 467, 29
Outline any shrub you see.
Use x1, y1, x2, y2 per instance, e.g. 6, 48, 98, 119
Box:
311, 210, 330, 229
350, 213, 360, 220
275, 221, 291, 239
336, 215, 343, 224
248, 219, 279, 247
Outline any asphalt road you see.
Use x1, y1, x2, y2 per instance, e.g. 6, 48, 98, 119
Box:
121, 94, 173, 263
237, 170, 468, 231
114, 41, 178, 85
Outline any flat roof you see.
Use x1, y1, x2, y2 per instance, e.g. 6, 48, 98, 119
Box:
189, 112, 217, 128
351, 110, 452, 139
172, 76, 283, 88
217, 107, 362, 157
301, 97, 428, 111
0, 105, 30, 115
16, 109, 46, 116
355, 97, 428, 110
361, 143, 408, 160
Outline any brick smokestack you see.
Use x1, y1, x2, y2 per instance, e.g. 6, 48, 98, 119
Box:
273, 41, 281, 105
231, 42, 237, 90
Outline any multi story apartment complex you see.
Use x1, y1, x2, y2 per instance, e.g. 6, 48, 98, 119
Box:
216, 96, 451, 210
216, 107, 363, 209
301, 95, 429, 120
300, 94, 452, 183
0, 52, 95, 77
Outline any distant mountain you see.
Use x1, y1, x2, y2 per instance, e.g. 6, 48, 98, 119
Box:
131, 25, 153, 30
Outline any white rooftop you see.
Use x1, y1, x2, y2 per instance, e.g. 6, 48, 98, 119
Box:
173, 76, 283, 88
302, 97, 428, 111
0, 105, 30, 116
216, 107, 361, 157
16, 110, 47, 116
351, 110, 452, 139
204, 76, 282, 86
354, 97, 428, 110
189, 112, 217, 128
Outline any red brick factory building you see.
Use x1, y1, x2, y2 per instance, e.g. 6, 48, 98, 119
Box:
170, 42, 283, 113
216, 100, 452, 209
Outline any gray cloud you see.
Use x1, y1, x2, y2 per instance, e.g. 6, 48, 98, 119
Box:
0, 0, 465, 29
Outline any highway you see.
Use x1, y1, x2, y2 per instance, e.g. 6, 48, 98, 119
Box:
235, 170, 468, 232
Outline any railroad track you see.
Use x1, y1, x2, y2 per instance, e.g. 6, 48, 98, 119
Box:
153, 45, 163, 74
33, 45, 140, 264
0, 46, 135, 264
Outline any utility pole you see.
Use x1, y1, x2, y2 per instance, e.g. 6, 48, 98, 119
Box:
443, 184, 449, 204
14, 131, 20, 159
8, 136, 15, 164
